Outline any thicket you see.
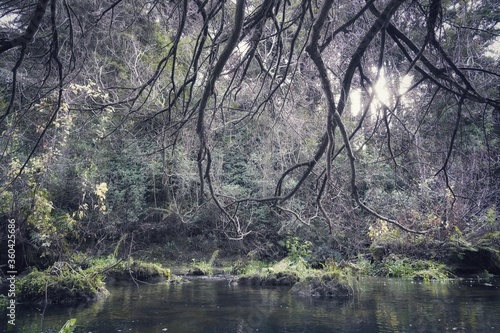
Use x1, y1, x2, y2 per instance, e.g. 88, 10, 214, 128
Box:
0, 0, 499, 280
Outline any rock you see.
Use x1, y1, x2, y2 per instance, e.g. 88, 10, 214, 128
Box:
289, 276, 352, 297
371, 246, 386, 262
191, 267, 206, 276
237, 271, 298, 286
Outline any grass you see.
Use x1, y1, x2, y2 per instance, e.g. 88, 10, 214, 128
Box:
370, 254, 453, 281
190, 250, 219, 276
58, 318, 77, 333
230, 259, 269, 275
86, 256, 171, 281
232, 252, 451, 296
16, 255, 172, 304
17, 264, 107, 304
236, 257, 356, 296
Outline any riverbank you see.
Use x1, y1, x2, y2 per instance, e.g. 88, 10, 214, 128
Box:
0, 257, 172, 305
156, 250, 457, 297
2, 238, 498, 306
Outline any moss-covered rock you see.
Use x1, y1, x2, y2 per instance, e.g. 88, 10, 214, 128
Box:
17, 263, 108, 304
447, 232, 500, 274
450, 247, 500, 275
238, 271, 299, 286
371, 246, 386, 262
190, 267, 207, 276
289, 275, 353, 297
95, 258, 171, 281
188, 250, 220, 276
236, 257, 357, 298
372, 255, 452, 280
16, 258, 172, 304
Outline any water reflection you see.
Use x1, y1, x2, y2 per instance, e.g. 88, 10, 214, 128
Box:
1, 277, 499, 332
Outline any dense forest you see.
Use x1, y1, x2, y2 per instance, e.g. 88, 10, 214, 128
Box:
0, 0, 499, 275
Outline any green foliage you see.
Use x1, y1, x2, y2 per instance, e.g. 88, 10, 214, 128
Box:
478, 231, 500, 247
1, 0, 498, 277
208, 249, 220, 266
270, 257, 308, 277
16, 256, 171, 304
88, 256, 171, 281
190, 250, 219, 276
0, 189, 13, 213
290, 272, 354, 297
0, 294, 8, 310
112, 233, 128, 259
353, 256, 373, 275
317, 259, 349, 282
123, 261, 171, 280
59, 319, 77, 333
1, 156, 78, 262
230, 259, 269, 275
17, 264, 107, 304
374, 255, 452, 281
238, 257, 355, 296
368, 219, 405, 247
448, 227, 479, 259
380, 256, 415, 278
484, 208, 498, 227
104, 150, 149, 224
279, 236, 312, 266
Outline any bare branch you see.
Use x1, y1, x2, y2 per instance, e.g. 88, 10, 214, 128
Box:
0, 0, 50, 54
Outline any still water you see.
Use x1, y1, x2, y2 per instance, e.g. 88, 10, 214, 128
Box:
2, 277, 499, 333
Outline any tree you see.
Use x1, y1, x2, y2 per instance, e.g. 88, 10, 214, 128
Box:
1, 0, 498, 250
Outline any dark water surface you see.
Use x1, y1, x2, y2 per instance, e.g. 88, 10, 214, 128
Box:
2, 277, 499, 332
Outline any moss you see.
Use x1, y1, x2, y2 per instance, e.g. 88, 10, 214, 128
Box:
17, 264, 108, 304
445, 231, 500, 274
90, 257, 171, 281
230, 259, 268, 275
372, 255, 452, 280
289, 275, 353, 297
59, 318, 77, 333
0, 294, 8, 310
16, 257, 172, 304
237, 257, 305, 286
189, 250, 219, 276
237, 257, 355, 296
288, 260, 355, 297
238, 271, 299, 286
124, 260, 171, 280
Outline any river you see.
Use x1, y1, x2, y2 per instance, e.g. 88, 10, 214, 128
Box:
1, 277, 499, 332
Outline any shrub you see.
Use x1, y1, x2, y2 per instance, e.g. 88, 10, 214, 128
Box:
190, 250, 219, 276
375, 255, 452, 280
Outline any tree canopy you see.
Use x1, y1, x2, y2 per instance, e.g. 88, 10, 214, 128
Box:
1, 0, 499, 262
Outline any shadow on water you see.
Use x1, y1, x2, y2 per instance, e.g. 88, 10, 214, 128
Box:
1, 277, 499, 332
